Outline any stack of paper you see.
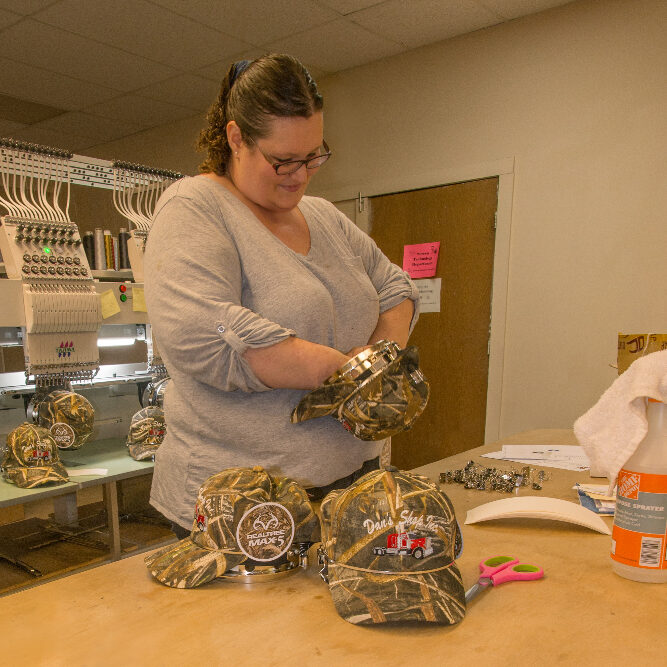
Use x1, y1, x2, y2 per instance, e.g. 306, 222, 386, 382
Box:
481, 444, 591, 471
574, 484, 616, 515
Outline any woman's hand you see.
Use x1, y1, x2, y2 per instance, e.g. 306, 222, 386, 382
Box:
346, 345, 373, 357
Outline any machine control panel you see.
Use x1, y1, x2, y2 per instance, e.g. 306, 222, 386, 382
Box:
0, 217, 91, 281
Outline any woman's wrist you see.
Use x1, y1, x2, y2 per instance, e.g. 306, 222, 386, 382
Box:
243, 337, 349, 389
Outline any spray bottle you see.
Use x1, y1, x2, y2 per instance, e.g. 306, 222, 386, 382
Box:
611, 398, 667, 582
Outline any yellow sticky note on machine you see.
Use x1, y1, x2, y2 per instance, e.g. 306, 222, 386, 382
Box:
100, 290, 121, 319
132, 286, 147, 312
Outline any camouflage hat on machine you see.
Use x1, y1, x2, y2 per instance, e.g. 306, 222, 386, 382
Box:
291, 340, 429, 441
126, 406, 166, 461
318, 467, 465, 625
1, 423, 69, 488
141, 376, 170, 409
31, 389, 94, 450
145, 466, 319, 589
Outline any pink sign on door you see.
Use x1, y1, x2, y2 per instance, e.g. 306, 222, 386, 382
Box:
402, 242, 440, 279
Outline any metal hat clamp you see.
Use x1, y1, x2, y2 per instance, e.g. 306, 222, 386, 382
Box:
291, 340, 430, 441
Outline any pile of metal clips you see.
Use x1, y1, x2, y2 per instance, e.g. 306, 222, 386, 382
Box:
439, 460, 549, 493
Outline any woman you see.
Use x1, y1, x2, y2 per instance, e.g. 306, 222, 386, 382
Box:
144, 54, 420, 535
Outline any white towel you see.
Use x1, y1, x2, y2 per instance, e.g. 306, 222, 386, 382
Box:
573, 349, 667, 491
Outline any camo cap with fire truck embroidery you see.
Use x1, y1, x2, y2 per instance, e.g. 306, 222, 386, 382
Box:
319, 466, 465, 625
145, 466, 318, 589
126, 406, 166, 461
1, 423, 69, 488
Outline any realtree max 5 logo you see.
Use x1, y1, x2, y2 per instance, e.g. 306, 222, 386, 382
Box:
236, 502, 295, 562
50, 423, 75, 449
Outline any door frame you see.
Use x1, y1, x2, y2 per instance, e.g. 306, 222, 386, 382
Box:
314, 156, 515, 444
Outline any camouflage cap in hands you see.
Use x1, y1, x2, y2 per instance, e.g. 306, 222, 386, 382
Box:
1, 423, 69, 488
32, 389, 95, 450
291, 341, 429, 441
319, 466, 465, 625
126, 406, 166, 461
145, 466, 319, 589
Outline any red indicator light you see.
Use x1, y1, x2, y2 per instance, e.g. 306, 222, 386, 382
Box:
119, 284, 127, 293
120, 294, 127, 303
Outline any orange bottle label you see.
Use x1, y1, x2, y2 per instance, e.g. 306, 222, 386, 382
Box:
611, 468, 667, 569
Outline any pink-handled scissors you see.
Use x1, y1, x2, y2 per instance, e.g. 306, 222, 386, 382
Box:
465, 555, 544, 603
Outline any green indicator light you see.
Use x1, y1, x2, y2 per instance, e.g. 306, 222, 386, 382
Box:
43, 247, 51, 254
120, 294, 127, 303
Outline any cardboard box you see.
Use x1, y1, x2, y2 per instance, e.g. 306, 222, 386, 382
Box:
617, 333, 667, 374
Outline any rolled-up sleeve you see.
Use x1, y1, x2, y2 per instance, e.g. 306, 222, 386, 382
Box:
144, 192, 295, 392
334, 208, 421, 333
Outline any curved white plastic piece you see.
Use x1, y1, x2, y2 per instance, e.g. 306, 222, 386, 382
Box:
465, 496, 612, 535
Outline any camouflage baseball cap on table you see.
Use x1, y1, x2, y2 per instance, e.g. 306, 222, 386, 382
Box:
1, 423, 69, 488
291, 341, 429, 441
319, 467, 465, 625
33, 389, 95, 450
145, 466, 319, 589
126, 406, 166, 461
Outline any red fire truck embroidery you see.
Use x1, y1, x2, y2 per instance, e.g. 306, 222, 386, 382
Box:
27, 447, 52, 463
194, 504, 207, 531
373, 529, 434, 560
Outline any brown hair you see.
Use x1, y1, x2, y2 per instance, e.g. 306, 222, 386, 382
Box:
198, 54, 323, 176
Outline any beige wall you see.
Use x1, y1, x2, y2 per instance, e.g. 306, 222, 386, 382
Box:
87, 0, 667, 440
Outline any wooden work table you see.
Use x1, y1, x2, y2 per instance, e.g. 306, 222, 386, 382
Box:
1, 429, 665, 666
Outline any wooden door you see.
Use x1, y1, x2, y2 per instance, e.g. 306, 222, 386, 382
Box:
369, 177, 498, 469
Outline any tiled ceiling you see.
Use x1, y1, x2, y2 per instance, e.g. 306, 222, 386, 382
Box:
0, 0, 572, 153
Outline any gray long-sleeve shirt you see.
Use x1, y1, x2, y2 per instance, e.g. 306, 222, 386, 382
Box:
144, 175, 419, 527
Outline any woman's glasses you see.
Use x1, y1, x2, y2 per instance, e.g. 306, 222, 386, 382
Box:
248, 137, 332, 175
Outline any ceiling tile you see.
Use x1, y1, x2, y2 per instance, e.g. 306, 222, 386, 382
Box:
33, 111, 144, 143
349, 0, 502, 49
134, 74, 220, 111
148, 0, 339, 45
0, 19, 178, 91
0, 0, 55, 14
0, 119, 27, 136
0, 57, 119, 110
84, 94, 197, 128
0, 93, 63, 124
8, 126, 96, 153
316, 0, 385, 15
196, 49, 268, 82
33, 0, 251, 70
477, 0, 573, 21
0, 7, 21, 28
266, 18, 406, 72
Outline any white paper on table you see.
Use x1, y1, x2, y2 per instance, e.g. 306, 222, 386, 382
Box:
573, 483, 616, 501
481, 445, 590, 471
65, 468, 108, 476
465, 496, 611, 534
481, 451, 590, 471
502, 444, 590, 464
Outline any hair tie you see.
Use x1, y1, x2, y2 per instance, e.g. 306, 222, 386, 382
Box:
229, 60, 251, 87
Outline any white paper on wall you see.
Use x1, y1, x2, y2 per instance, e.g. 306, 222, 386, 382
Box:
414, 278, 441, 313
